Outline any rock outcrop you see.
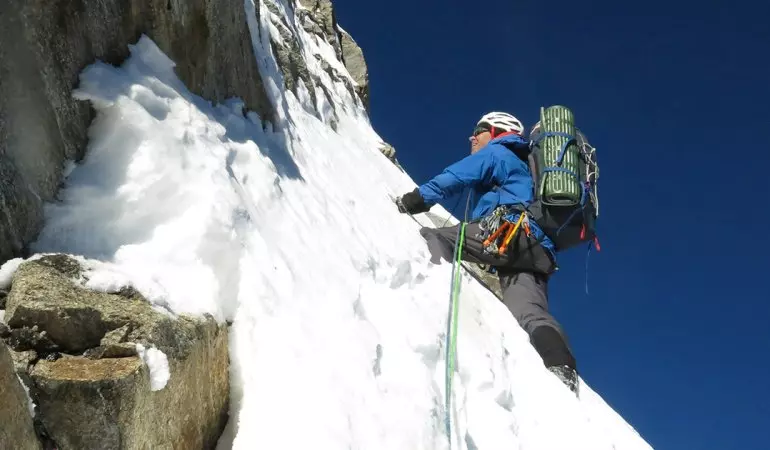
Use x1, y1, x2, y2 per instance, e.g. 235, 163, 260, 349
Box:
1, 255, 229, 449
0, 0, 274, 265
297, 0, 370, 111
267, 0, 314, 99
339, 29, 370, 110
379, 142, 405, 172
298, 0, 340, 57
0, 343, 41, 450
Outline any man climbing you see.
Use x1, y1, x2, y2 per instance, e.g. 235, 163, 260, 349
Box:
395, 111, 579, 394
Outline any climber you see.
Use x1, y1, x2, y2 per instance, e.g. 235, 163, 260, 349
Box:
395, 111, 579, 394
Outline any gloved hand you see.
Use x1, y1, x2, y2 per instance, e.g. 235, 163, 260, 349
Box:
396, 188, 430, 214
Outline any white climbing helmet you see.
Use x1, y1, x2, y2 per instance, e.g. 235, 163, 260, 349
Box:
477, 112, 524, 136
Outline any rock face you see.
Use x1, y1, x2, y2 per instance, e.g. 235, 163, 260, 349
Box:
465, 263, 504, 300
266, 1, 316, 105
297, 0, 370, 111
339, 29, 370, 110
0, 0, 275, 265
379, 142, 405, 172
0, 0, 374, 266
298, 0, 340, 56
0, 343, 41, 450
1, 255, 229, 449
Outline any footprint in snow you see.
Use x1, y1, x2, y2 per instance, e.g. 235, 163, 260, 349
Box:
130, 85, 170, 120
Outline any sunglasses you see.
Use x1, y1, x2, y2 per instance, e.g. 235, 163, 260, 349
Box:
471, 125, 490, 137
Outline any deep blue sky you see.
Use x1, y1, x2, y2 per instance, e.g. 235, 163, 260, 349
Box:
331, 1, 770, 448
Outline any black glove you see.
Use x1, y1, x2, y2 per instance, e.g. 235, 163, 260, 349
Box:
396, 188, 430, 214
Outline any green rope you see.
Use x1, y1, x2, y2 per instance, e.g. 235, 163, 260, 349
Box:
445, 221, 467, 445
389, 191, 472, 445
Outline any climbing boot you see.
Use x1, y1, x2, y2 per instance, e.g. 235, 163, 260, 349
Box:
547, 364, 579, 396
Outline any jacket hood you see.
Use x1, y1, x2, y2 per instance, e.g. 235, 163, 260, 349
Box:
488, 133, 530, 156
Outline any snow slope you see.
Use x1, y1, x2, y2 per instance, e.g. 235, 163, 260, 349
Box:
0, 1, 653, 449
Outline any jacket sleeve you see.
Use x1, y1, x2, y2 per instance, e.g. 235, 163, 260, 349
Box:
418, 148, 497, 205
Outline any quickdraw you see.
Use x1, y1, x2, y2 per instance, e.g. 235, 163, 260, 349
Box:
478, 206, 529, 256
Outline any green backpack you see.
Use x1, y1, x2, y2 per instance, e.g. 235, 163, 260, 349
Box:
526, 105, 600, 252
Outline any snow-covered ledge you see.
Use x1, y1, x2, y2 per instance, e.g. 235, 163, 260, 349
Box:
1, 254, 228, 449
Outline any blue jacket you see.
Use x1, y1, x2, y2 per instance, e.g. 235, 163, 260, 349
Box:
418, 134, 555, 254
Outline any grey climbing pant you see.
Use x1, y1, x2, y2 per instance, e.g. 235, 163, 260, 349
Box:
497, 270, 561, 335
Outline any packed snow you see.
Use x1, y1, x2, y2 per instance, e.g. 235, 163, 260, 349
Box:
16, 375, 36, 418
0, 1, 652, 449
136, 344, 171, 391
0, 257, 25, 290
